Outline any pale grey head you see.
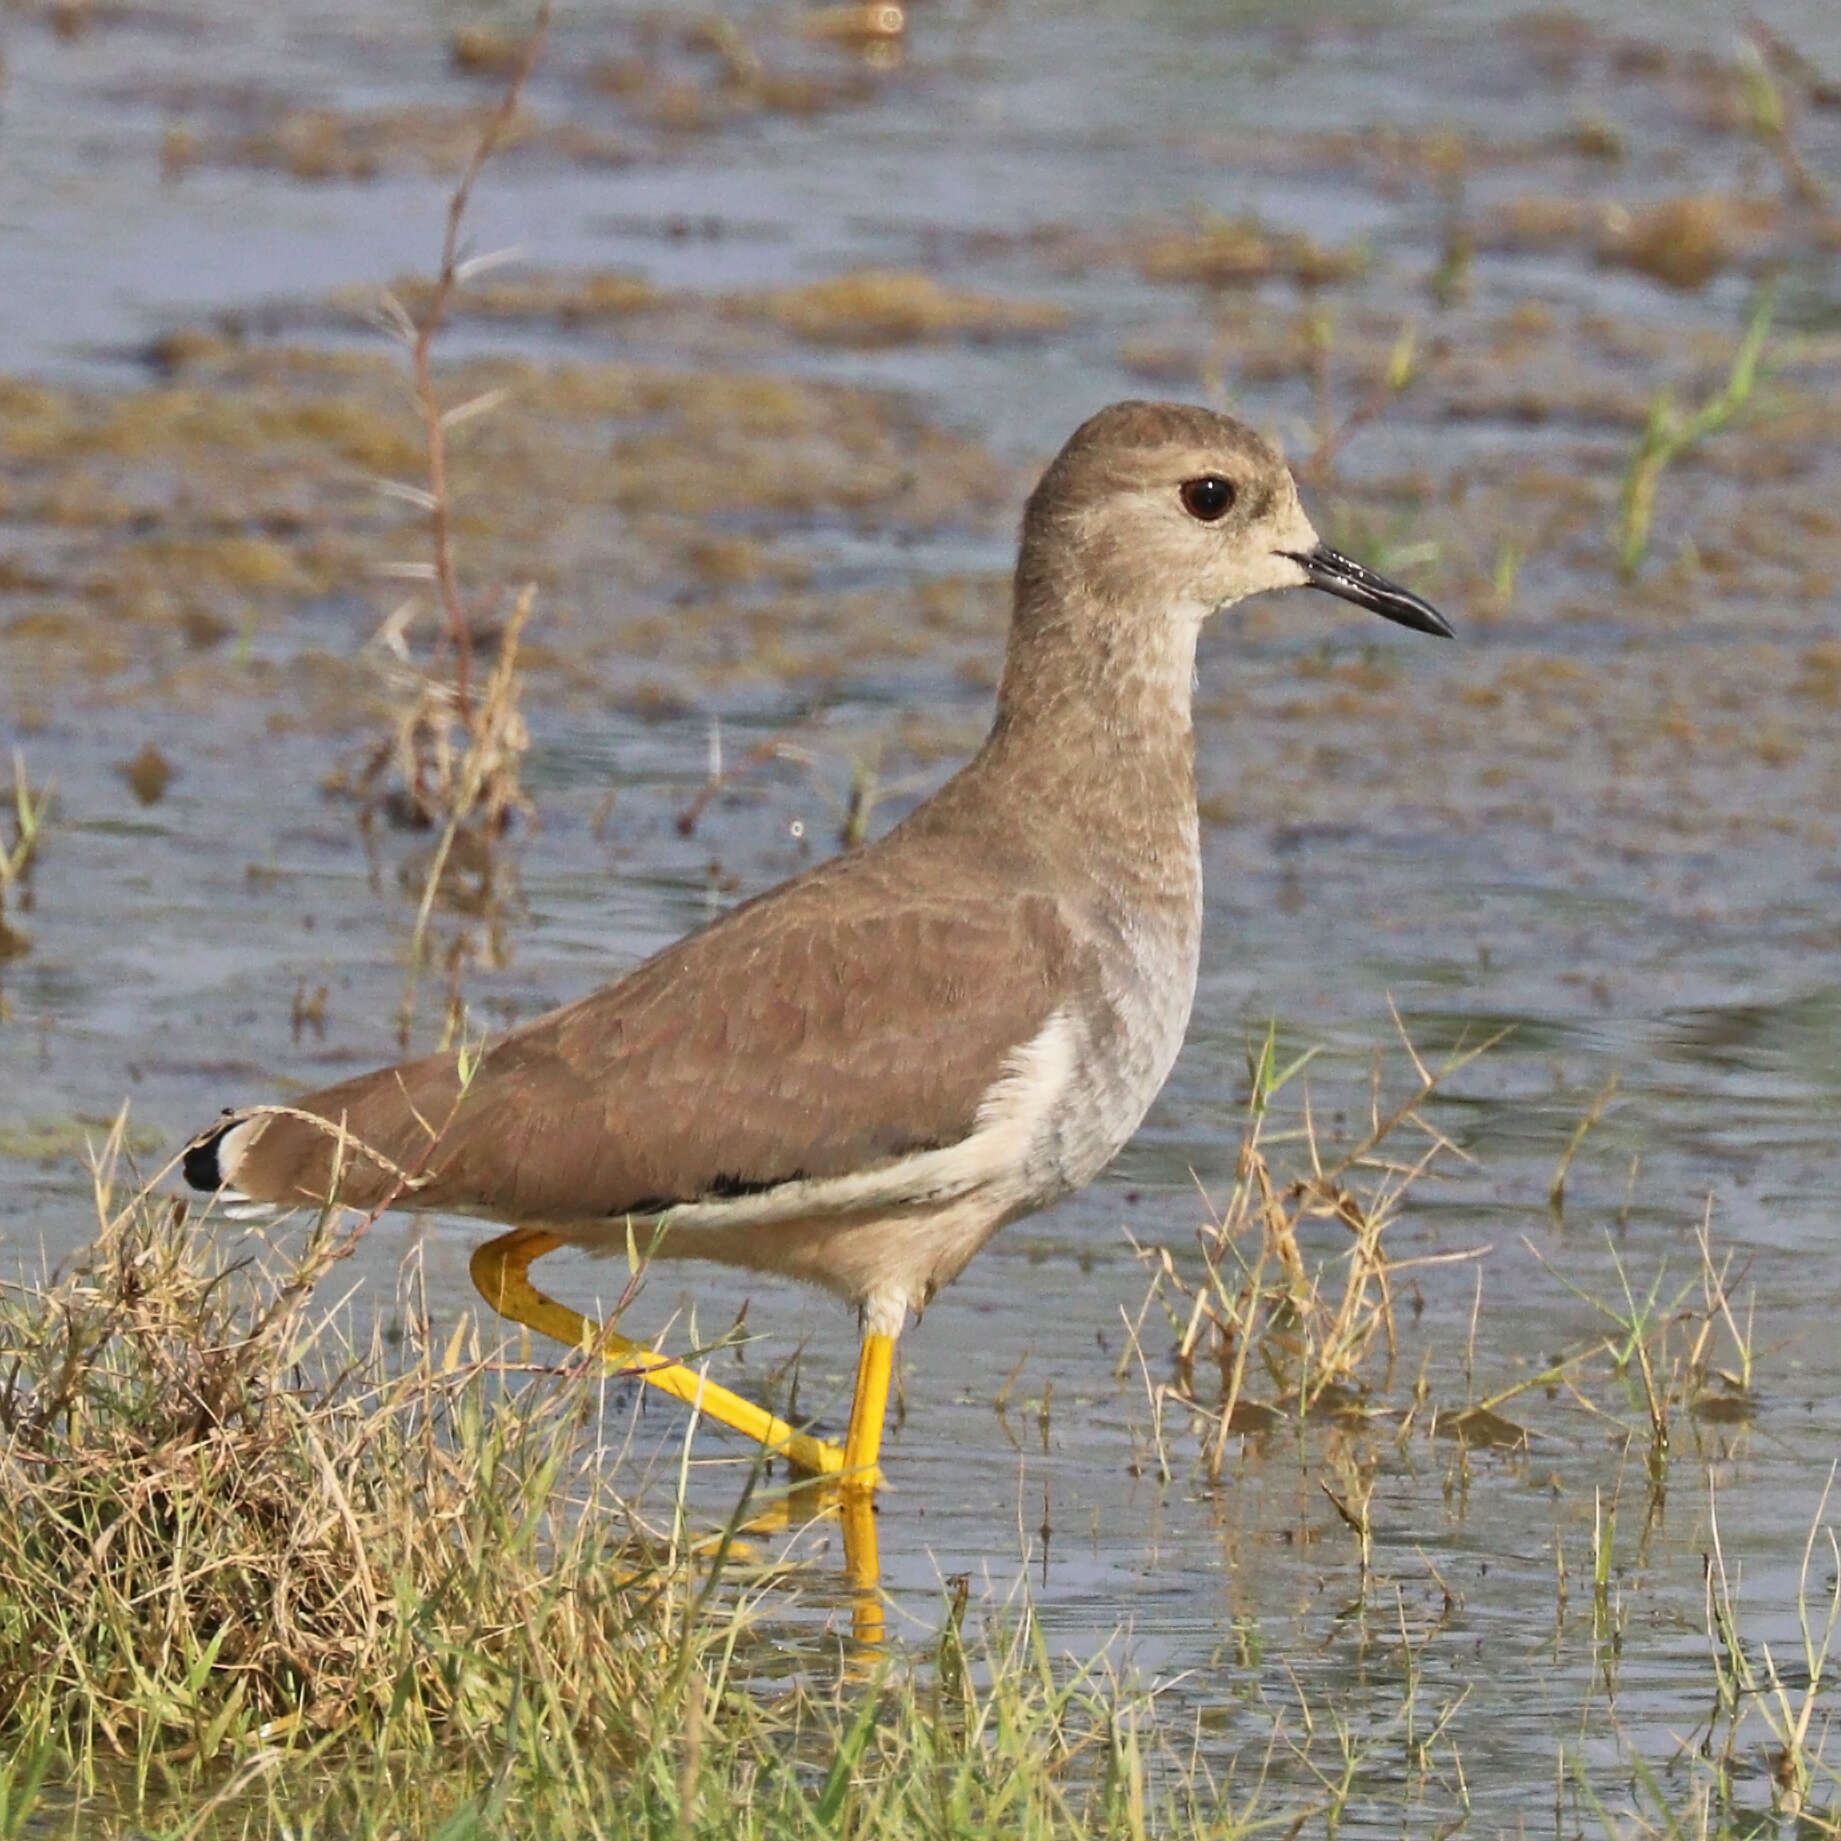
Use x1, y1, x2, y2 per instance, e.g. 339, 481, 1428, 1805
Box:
1012, 399, 1451, 643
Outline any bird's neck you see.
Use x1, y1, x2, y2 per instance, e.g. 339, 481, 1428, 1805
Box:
957, 580, 1205, 905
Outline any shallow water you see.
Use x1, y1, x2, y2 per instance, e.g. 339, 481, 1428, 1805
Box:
4, 0, 1841, 1827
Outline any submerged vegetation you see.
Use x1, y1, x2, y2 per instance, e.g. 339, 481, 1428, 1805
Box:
1127, 1030, 1766, 1484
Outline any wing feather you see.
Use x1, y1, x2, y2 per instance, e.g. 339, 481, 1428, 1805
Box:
222, 842, 1081, 1224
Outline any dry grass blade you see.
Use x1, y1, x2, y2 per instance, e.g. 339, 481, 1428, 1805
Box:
403, 584, 536, 965
363, 1, 549, 804
324, 23, 553, 1034
1127, 1024, 1490, 1480
408, 2, 553, 721
0, 750, 52, 964
1701, 1469, 1841, 1823
1548, 1072, 1620, 1217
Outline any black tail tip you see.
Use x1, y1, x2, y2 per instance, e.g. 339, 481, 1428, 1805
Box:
182, 1112, 238, 1192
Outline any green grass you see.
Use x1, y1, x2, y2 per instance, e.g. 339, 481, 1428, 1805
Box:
1616, 284, 1777, 579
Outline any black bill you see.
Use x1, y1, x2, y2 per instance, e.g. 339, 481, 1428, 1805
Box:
1282, 544, 1453, 638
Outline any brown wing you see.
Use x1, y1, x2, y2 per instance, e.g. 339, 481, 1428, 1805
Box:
221, 840, 1078, 1223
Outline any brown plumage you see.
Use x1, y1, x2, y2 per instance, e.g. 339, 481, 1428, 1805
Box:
221, 836, 1083, 1224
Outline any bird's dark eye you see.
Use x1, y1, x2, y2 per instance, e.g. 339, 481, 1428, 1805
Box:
1179, 475, 1236, 522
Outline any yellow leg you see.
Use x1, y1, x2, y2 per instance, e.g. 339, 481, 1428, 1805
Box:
834, 1333, 894, 1643
470, 1226, 844, 1479
842, 1330, 895, 1491
841, 1485, 884, 1646
836, 1330, 893, 1640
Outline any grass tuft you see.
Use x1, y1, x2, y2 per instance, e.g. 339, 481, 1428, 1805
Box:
0, 1112, 709, 1796
1123, 1020, 1488, 1480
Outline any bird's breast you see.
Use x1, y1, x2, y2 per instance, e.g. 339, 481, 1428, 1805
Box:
1023, 874, 1203, 1203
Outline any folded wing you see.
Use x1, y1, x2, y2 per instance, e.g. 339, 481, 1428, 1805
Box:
208, 847, 1079, 1225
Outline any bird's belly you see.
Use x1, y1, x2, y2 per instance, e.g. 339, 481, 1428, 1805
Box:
632, 1192, 1008, 1328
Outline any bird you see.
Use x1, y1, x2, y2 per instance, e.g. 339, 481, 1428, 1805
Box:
183, 400, 1450, 1513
